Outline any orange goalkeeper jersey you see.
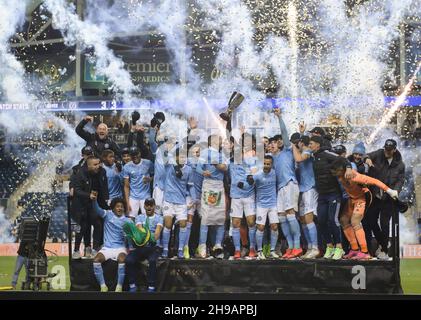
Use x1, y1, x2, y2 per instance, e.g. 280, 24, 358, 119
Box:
338, 170, 389, 199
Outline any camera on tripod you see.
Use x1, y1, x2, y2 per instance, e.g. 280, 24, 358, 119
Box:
18, 215, 56, 290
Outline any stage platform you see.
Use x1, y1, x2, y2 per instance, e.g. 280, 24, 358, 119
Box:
69, 258, 402, 294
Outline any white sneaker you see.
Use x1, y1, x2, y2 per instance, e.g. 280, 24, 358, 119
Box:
72, 251, 81, 259
377, 251, 390, 261
269, 251, 279, 259
198, 244, 207, 258
306, 248, 320, 259
115, 285, 123, 292
257, 251, 266, 260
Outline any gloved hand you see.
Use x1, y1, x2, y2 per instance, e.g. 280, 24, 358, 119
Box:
246, 175, 254, 185
386, 188, 399, 200
131, 111, 140, 126
174, 165, 183, 178
237, 182, 244, 189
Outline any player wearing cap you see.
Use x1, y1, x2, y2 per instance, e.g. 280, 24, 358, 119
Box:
364, 139, 405, 259
291, 135, 319, 259
122, 147, 153, 218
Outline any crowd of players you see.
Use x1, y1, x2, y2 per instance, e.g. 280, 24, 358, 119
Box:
68, 108, 405, 292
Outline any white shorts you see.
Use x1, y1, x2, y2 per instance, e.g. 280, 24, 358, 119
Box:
129, 198, 145, 218
277, 181, 299, 213
97, 247, 127, 261
162, 201, 188, 222
153, 187, 164, 215
256, 207, 279, 225
299, 188, 318, 216
230, 196, 256, 218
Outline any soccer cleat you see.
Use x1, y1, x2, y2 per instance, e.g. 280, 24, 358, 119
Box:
100, 285, 108, 292
323, 246, 335, 259
343, 250, 360, 259
183, 246, 190, 260
332, 247, 345, 260
91, 249, 98, 258
257, 251, 266, 260
282, 249, 293, 259
177, 249, 184, 259
161, 249, 168, 258
248, 248, 257, 258
115, 285, 123, 292
269, 251, 279, 259
198, 244, 207, 258
351, 251, 371, 260
234, 250, 241, 260
129, 285, 137, 293
289, 248, 303, 259
72, 251, 81, 260
305, 248, 320, 259
147, 286, 156, 293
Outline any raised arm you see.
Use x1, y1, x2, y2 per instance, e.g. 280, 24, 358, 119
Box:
292, 144, 311, 163
274, 108, 290, 148
75, 116, 94, 142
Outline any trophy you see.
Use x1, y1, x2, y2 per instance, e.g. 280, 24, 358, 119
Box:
219, 91, 244, 121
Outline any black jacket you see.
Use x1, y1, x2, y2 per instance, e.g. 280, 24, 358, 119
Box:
127, 130, 153, 161
70, 164, 109, 211
313, 147, 350, 195
366, 148, 405, 197
76, 119, 121, 158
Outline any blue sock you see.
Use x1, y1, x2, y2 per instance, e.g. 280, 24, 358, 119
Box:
93, 262, 105, 286
279, 215, 293, 249
185, 222, 192, 248
270, 229, 279, 252
256, 229, 264, 251
215, 225, 225, 247
178, 227, 187, 251
307, 222, 318, 249
232, 227, 241, 251
162, 227, 171, 252
287, 215, 301, 249
248, 225, 256, 250
199, 224, 208, 245
303, 224, 311, 248
117, 263, 125, 287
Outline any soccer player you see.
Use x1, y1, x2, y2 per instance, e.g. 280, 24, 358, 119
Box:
229, 144, 257, 259
330, 157, 398, 260
125, 198, 163, 292
272, 108, 302, 259
121, 147, 132, 166
101, 150, 123, 200
196, 135, 228, 259
291, 135, 319, 259
92, 198, 131, 292
161, 147, 196, 259
122, 147, 153, 218
248, 155, 279, 259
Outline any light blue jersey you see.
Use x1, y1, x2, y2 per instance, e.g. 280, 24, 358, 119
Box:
103, 164, 123, 199
164, 164, 195, 205
297, 150, 316, 193
122, 159, 153, 200
97, 210, 131, 248
254, 169, 277, 208
229, 163, 255, 199
196, 147, 228, 181
135, 213, 163, 245
153, 147, 168, 191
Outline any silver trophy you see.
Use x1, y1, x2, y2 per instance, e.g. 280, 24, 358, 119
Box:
219, 91, 244, 121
